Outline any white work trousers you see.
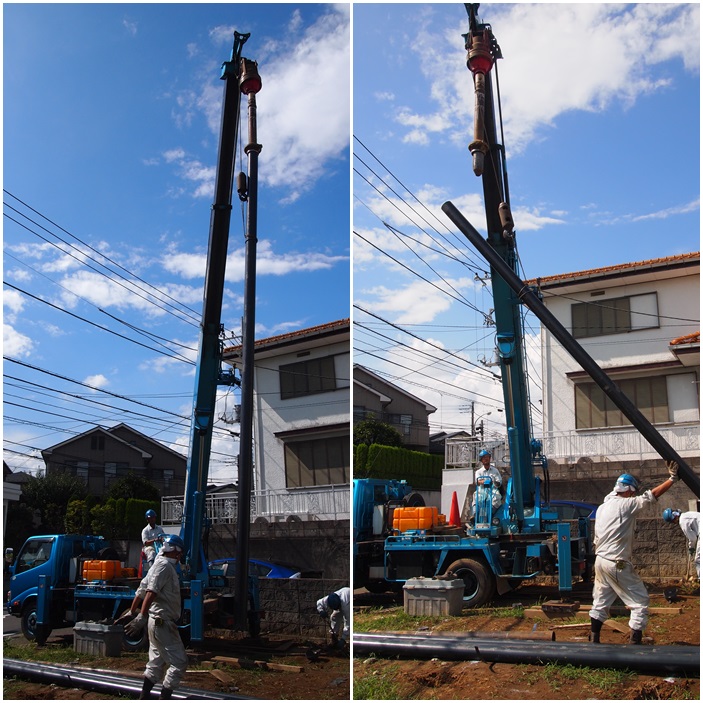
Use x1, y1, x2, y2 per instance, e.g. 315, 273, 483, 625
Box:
330, 610, 349, 640
144, 617, 188, 691
588, 556, 649, 632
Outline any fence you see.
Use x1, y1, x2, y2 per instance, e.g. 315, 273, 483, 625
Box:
161, 483, 350, 526
445, 424, 700, 468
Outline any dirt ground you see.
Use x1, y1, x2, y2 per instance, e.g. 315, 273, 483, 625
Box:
353, 580, 700, 700
3, 633, 350, 700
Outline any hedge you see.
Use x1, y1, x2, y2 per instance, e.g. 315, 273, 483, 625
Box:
354, 443, 442, 490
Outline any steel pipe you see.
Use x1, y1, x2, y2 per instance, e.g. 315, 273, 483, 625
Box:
374, 629, 555, 641
353, 633, 699, 677
441, 200, 700, 498
3, 658, 254, 699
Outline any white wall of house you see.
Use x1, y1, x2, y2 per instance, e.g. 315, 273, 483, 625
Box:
252, 343, 350, 495
539, 266, 699, 455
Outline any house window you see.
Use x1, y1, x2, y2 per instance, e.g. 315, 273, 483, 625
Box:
163, 469, 174, 491
284, 435, 350, 487
572, 293, 658, 339
280, 355, 337, 400
105, 462, 117, 488
91, 435, 105, 451
575, 376, 669, 429
385, 413, 413, 435
76, 461, 89, 482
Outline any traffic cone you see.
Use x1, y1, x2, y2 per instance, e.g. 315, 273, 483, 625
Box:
449, 491, 461, 527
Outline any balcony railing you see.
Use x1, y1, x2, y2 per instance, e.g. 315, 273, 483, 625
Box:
161, 483, 350, 526
445, 423, 699, 468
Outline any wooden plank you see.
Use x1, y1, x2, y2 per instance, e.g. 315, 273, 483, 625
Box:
524, 604, 681, 618
212, 655, 303, 673
209, 669, 236, 684
603, 618, 630, 634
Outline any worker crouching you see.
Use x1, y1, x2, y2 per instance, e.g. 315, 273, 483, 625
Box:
316, 586, 350, 650
125, 534, 188, 699
589, 462, 679, 645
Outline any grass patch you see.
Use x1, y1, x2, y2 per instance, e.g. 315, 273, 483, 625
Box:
538, 662, 634, 692
3, 636, 144, 666
353, 607, 448, 633
353, 663, 402, 700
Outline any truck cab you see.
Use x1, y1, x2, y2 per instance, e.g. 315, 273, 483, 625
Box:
7, 534, 117, 642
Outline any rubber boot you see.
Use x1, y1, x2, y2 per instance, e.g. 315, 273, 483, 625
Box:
629, 629, 643, 645
589, 617, 602, 644
139, 677, 155, 699
159, 687, 173, 699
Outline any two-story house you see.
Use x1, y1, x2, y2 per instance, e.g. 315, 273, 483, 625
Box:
222, 319, 350, 521
41, 423, 187, 498
353, 364, 437, 452
529, 252, 699, 474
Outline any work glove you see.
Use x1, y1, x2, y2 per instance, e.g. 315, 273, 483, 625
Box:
114, 609, 137, 627
125, 613, 147, 637
667, 461, 679, 481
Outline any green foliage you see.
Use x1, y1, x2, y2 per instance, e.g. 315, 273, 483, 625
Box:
354, 419, 403, 447
3, 502, 35, 553
354, 443, 442, 490
90, 500, 119, 539
353, 663, 402, 700
22, 472, 88, 533
65, 499, 92, 534
354, 443, 368, 473
126, 499, 159, 539
107, 472, 160, 502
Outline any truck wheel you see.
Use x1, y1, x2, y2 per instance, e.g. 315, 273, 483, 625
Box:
21, 602, 52, 644
403, 493, 425, 508
446, 558, 495, 608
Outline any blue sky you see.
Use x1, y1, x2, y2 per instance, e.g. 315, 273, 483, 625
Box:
3, 4, 350, 483
353, 3, 700, 439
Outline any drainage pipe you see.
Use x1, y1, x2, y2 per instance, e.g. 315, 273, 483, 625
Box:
3, 659, 254, 699
353, 633, 699, 677
374, 630, 555, 642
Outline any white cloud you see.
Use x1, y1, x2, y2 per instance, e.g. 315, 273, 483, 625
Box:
393, 4, 699, 154
3, 323, 34, 357
83, 374, 109, 389
162, 239, 348, 282
177, 7, 350, 203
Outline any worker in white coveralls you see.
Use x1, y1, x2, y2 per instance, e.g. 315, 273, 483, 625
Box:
124, 534, 188, 699
472, 449, 503, 521
589, 462, 679, 645
142, 509, 164, 574
316, 586, 350, 649
663, 508, 700, 579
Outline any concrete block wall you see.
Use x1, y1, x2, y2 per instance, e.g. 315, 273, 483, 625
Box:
225, 576, 347, 639
208, 520, 350, 581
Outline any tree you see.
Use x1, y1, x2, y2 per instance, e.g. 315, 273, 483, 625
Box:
354, 418, 403, 448
107, 472, 160, 502
22, 472, 88, 533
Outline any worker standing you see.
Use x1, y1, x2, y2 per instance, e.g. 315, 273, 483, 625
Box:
142, 509, 163, 574
589, 462, 679, 645
662, 508, 700, 579
125, 534, 188, 699
472, 449, 503, 521
316, 586, 350, 649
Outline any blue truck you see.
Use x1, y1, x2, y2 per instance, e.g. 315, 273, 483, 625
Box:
6, 534, 147, 649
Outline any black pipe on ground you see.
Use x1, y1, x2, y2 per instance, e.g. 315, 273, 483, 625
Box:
353, 633, 700, 677
3, 658, 254, 699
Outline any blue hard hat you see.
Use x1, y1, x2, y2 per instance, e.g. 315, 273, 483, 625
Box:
145, 509, 157, 519
615, 474, 639, 491
478, 449, 491, 459
662, 508, 681, 523
327, 592, 342, 611
161, 534, 185, 553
